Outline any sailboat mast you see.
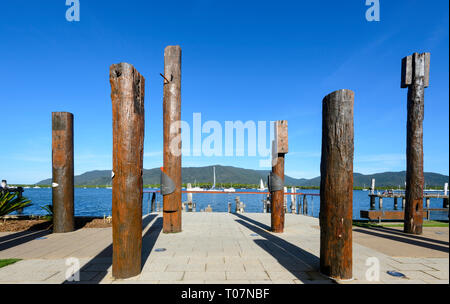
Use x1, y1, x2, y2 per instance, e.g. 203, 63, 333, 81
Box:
213, 166, 216, 189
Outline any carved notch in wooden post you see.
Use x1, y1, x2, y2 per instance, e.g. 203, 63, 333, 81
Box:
270, 120, 288, 233
110, 62, 145, 279
319, 89, 354, 281
401, 52, 430, 235
52, 112, 74, 233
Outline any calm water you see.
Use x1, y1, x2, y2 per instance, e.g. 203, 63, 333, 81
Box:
15, 188, 448, 220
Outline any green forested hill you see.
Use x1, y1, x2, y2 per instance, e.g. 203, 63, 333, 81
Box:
37, 165, 449, 187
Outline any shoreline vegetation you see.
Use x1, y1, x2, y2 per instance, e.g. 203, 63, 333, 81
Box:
1, 218, 447, 233
9, 184, 446, 191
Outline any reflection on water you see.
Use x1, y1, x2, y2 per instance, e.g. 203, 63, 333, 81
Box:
15, 188, 448, 221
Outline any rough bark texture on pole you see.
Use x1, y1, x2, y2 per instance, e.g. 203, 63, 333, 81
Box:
163, 45, 182, 233
271, 154, 285, 233
320, 89, 354, 280
110, 62, 145, 279
52, 112, 74, 233
270, 121, 288, 233
402, 52, 430, 235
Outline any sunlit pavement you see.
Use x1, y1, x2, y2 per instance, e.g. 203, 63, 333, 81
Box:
0, 213, 448, 284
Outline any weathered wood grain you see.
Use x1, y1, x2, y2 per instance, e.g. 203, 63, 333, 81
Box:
110, 62, 145, 279
402, 52, 430, 235
52, 112, 74, 233
163, 46, 182, 233
319, 89, 354, 280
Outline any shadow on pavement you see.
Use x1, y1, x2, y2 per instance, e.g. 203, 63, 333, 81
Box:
233, 213, 332, 284
63, 213, 162, 284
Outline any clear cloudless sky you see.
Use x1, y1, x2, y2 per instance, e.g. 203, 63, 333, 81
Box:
0, 0, 448, 184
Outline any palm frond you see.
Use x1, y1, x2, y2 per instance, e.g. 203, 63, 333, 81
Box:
0, 192, 33, 217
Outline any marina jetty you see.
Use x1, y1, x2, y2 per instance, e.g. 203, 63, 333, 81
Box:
360, 179, 449, 221
0, 50, 448, 284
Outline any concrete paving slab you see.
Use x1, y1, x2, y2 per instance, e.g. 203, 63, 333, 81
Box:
0, 213, 447, 284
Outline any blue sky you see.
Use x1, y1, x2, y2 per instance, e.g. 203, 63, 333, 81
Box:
0, 0, 448, 184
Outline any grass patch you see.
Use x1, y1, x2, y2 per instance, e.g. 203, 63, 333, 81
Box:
353, 221, 448, 228
353, 222, 382, 228
0, 259, 21, 268
383, 221, 449, 228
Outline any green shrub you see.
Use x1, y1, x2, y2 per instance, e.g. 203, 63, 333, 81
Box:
40, 204, 53, 220
0, 192, 32, 217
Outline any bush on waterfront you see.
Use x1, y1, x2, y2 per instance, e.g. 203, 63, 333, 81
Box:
0, 192, 32, 217
40, 204, 53, 220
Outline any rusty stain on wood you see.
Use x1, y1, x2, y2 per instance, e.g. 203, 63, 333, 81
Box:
163, 45, 182, 233
52, 112, 74, 233
319, 89, 354, 280
402, 52, 430, 235
110, 62, 145, 279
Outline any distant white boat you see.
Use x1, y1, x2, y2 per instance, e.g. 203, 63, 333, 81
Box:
106, 180, 112, 189
223, 174, 235, 192
33, 186, 41, 189
258, 179, 266, 191
206, 167, 217, 191
190, 179, 204, 191
190, 186, 204, 191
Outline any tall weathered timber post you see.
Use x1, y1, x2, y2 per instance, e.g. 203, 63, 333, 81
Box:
162, 45, 182, 233
320, 89, 354, 280
52, 112, 74, 233
401, 52, 430, 235
270, 121, 288, 233
110, 62, 145, 279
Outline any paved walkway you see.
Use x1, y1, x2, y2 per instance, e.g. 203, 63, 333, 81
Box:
0, 213, 448, 284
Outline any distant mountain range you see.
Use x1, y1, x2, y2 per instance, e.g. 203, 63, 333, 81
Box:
37, 165, 449, 187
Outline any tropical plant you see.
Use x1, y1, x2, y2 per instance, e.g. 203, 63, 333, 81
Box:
40, 204, 53, 220
0, 192, 32, 217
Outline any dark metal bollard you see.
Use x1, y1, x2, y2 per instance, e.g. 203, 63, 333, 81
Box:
303, 195, 308, 215
110, 62, 145, 279
52, 112, 75, 233
162, 46, 182, 233
402, 52, 430, 235
16, 187, 25, 214
370, 195, 376, 210
319, 89, 354, 281
270, 121, 288, 233
151, 192, 156, 213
